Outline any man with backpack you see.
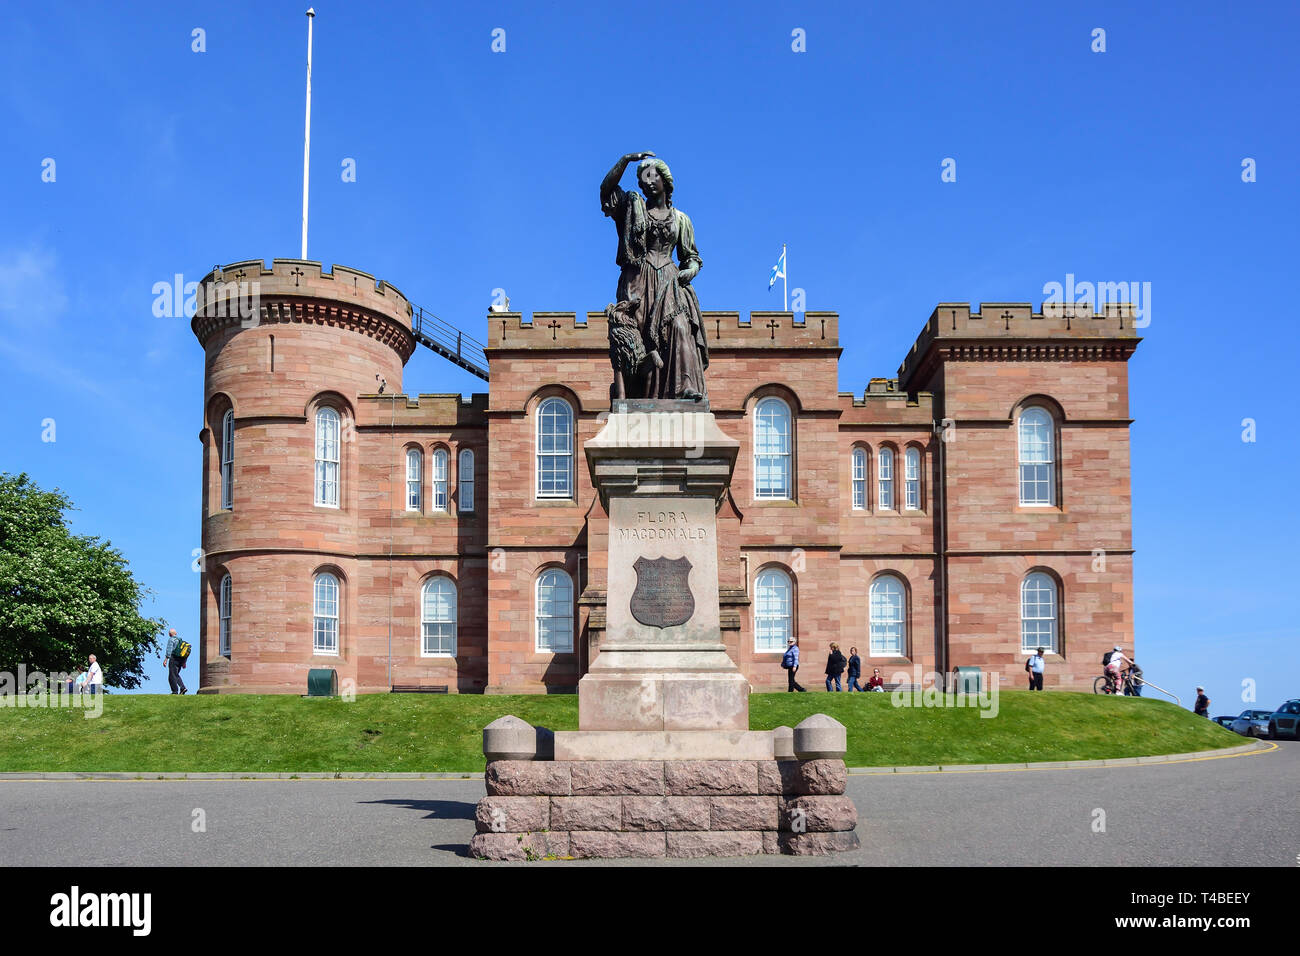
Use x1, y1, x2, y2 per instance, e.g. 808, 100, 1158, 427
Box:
781, 637, 806, 692
824, 643, 847, 692
165, 628, 190, 695
1025, 647, 1046, 690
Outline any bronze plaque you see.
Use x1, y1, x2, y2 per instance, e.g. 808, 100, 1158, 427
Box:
630, 556, 695, 628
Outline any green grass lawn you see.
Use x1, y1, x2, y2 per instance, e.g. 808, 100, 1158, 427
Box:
0, 690, 1242, 773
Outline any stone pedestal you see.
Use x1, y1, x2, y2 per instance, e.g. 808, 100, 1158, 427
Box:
465, 403, 860, 860
578, 402, 749, 737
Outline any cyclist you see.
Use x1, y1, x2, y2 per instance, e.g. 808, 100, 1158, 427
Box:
1102, 645, 1131, 695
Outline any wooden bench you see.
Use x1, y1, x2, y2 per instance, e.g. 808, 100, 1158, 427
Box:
390, 684, 448, 694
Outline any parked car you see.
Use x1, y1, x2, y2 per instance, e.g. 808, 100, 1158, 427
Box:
1229, 710, 1273, 737
1211, 715, 1237, 728
1266, 699, 1300, 739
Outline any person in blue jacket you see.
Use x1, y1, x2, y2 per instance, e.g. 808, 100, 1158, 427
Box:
781, 637, 806, 692
846, 647, 863, 691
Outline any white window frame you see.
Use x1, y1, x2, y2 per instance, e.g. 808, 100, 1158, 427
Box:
431, 448, 449, 512
218, 573, 232, 657
313, 572, 339, 656
869, 574, 906, 657
314, 407, 340, 508
1020, 572, 1059, 653
754, 567, 793, 653
851, 447, 867, 511
1018, 406, 1056, 507
220, 409, 234, 511
877, 447, 894, 511
458, 449, 475, 513
535, 568, 574, 653
904, 446, 921, 511
753, 397, 792, 500
405, 448, 422, 512
420, 576, 457, 657
536, 398, 574, 499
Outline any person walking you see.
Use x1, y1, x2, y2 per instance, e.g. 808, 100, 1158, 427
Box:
825, 643, 847, 692
781, 637, 806, 692
1194, 686, 1210, 717
845, 647, 863, 692
84, 655, 103, 695
164, 628, 188, 695
1125, 660, 1144, 696
1025, 647, 1046, 691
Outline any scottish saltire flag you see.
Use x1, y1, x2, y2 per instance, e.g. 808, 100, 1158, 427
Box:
768, 247, 786, 289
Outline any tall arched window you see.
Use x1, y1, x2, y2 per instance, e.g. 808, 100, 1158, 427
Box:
220, 410, 234, 511
313, 572, 339, 655
754, 397, 792, 500
754, 567, 793, 652
421, 577, 457, 656
535, 568, 574, 652
431, 448, 449, 511
458, 449, 475, 513
1021, 572, 1059, 652
869, 574, 906, 657
405, 448, 422, 512
1018, 407, 1056, 506
219, 573, 232, 657
536, 398, 574, 499
904, 447, 921, 511
314, 407, 340, 507
877, 447, 895, 511
851, 447, 867, 511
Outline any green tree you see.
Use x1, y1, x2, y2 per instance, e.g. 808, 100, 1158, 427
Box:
0, 472, 165, 688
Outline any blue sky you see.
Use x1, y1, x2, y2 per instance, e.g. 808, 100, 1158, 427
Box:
1, 1, 1296, 713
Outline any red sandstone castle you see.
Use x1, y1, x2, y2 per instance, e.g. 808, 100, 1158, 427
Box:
192, 259, 1139, 694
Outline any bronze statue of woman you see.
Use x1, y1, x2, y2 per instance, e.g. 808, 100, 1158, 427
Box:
600, 150, 709, 401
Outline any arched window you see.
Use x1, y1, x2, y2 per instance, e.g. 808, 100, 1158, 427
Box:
313, 572, 339, 655
1018, 407, 1055, 506
219, 573, 232, 657
314, 407, 340, 507
904, 447, 921, 511
431, 448, 449, 512
754, 397, 792, 500
754, 567, 793, 652
877, 447, 894, 511
405, 448, 422, 512
869, 575, 906, 657
536, 398, 574, 499
851, 447, 867, 511
535, 568, 574, 652
1021, 572, 1059, 652
220, 410, 234, 511
458, 449, 475, 513
421, 577, 457, 656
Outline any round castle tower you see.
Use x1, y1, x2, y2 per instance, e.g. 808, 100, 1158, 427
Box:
192, 259, 414, 693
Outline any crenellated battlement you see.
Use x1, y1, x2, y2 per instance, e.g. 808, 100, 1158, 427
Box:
897, 301, 1142, 390
355, 391, 489, 429
486, 309, 840, 351
191, 259, 414, 359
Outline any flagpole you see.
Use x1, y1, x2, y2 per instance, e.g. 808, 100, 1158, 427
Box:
783, 242, 788, 312
301, 8, 315, 260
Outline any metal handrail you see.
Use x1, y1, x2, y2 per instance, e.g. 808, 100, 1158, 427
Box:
410, 305, 489, 380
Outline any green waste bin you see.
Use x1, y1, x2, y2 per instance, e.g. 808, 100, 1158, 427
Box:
307, 668, 338, 697
952, 666, 982, 694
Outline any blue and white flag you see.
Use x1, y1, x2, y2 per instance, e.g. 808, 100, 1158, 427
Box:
768, 247, 786, 290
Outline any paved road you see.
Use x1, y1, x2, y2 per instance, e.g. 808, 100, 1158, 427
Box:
2, 741, 1294, 866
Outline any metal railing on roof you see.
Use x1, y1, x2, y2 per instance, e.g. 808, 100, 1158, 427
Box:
410, 305, 489, 380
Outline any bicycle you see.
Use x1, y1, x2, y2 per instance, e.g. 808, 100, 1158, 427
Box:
1093, 671, 1135, 695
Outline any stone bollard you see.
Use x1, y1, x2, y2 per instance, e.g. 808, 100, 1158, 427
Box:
483, 715, 554, 761
772, 725, 795, 761
792, 714, 847, 760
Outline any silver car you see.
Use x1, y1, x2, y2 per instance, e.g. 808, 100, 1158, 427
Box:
1229, 709, 1273, 738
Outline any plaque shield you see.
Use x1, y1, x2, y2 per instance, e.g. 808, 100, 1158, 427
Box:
629, 556, 695, 628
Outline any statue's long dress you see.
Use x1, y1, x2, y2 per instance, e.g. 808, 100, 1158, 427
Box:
601, 184, 709, 400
